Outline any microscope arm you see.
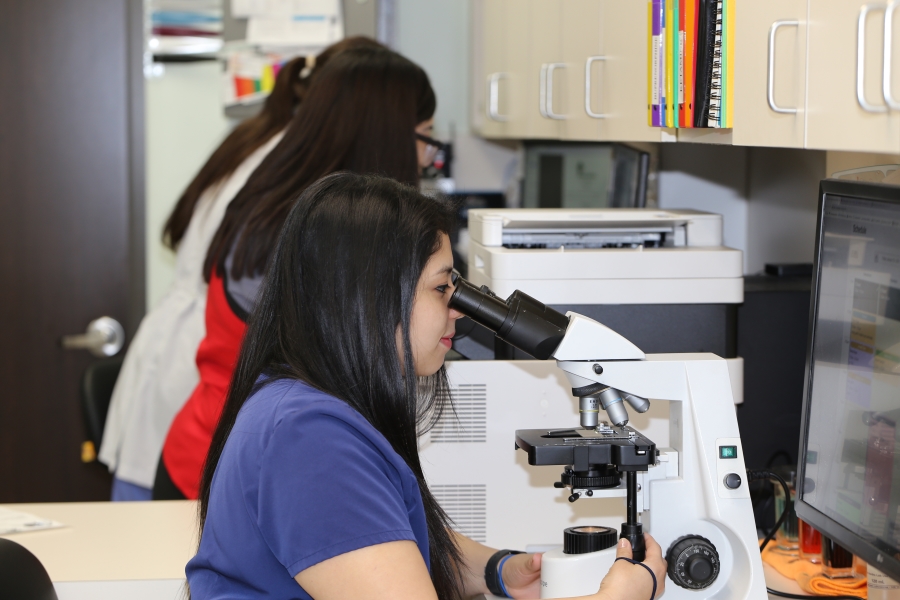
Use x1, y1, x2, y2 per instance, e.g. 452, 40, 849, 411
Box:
449, 276, 653, 426
551, 312, 644, 362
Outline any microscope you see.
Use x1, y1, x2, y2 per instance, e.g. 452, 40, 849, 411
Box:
448, 276, 767, 599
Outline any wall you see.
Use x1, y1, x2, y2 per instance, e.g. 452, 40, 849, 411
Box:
745, 148, 826, 275
145, 61, 232, 309
658, 145, 751, 271
659, 145, 826, 275
392, 0, 518, 192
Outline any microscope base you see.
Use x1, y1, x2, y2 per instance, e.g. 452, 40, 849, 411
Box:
540, 545, 618, 599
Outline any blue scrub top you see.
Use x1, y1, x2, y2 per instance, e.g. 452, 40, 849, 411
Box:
187, 378, 430, 598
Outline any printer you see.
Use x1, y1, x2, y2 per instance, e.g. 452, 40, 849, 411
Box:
453, 208, 744, 374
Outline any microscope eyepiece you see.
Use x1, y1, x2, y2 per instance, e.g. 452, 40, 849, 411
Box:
449, 275, 570, 360
448, 277, 509, 332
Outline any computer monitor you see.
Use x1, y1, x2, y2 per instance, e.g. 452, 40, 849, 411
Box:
796, 179, 900, 581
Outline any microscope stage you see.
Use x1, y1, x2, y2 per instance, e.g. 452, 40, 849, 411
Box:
515, 426, 656, 471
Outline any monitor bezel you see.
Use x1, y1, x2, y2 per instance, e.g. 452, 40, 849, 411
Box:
796, 178, 900, 582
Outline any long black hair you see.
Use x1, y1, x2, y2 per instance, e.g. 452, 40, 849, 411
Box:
203, 47, 436, 282
197, 173, 464, 599
162, 36, 385, 249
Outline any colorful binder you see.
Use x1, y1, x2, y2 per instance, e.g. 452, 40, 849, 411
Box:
646, 0, 732, 129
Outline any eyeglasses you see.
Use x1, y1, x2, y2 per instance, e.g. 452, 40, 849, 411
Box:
416, 133, 447, 167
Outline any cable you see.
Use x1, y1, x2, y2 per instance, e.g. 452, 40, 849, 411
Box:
766, 588, 864, 600
745, 469, 865, 600
747, 469, 790, 552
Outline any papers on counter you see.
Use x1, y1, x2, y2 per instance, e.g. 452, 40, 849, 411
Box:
0, 507, 64, 535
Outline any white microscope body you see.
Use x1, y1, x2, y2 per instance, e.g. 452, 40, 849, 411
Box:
535, 313, 767, 599
444, 276, 767, 599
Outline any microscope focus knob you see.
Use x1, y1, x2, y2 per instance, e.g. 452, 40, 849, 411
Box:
665, 535, 720, 590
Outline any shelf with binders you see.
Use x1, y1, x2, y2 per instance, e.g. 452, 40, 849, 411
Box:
472, 0, 899, 153
646, 0, 734, 134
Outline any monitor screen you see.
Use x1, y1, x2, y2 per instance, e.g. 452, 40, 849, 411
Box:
797, 180, 900, 580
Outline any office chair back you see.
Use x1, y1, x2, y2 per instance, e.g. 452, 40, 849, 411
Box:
0, 538, 58, 600
80, 356, 124, 462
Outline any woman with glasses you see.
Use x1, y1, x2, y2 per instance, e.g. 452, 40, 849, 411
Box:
99, 36, 383, 501
416, 126, 448, 171
153, 46, 445, 501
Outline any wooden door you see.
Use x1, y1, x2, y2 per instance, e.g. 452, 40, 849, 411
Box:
0, 0, 145, 502
806, 0, 900, 152
731, 0, 808, 148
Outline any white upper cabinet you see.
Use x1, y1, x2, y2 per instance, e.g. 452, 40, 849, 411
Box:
473, 0, 533, 139
805, 0, 900, 152
474, 0, 658, 142
472, 0, 900, 152
731, 0, 808, 147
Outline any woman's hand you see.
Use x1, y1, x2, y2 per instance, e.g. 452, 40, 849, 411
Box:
500, 552, 543, 599
596, 534, 667, 600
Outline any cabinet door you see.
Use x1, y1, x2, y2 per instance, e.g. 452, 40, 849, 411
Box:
731, 0, 807, 147
806, 0, 900, 152
560, 0, 605, 140
527, 0, 564, 138
601, 0, 662, 142
474, 0, 508, 138
504, 0, 533, 138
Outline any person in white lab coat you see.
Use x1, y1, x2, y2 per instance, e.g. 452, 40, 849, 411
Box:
99, 37, 384, 500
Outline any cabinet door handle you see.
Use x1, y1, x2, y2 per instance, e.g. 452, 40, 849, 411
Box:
487, 72, 509, 122
885, 0, 900, 109
539, 64, 549, 118
767, 20, 800, 114
585, 56, 607, 118
858, 4, 889, 113
545, 63, 567, 120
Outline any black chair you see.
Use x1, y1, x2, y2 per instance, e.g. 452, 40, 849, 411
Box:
0, 538, 58, 599
80, 355, 124, 463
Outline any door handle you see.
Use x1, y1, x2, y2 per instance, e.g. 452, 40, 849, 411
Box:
544, 63, 567, 120
767, 20, 800, 114
885, 0, 900, 109
487, 72, 510, 122
61, 316, 124, 357
539, 64, 549, 118
858, 4, 889, 113
585, 56, 607, 119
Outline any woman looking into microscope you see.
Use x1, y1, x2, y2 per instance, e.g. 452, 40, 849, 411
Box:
186, 172, 667, 600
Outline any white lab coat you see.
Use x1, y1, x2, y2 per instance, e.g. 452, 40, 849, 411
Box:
99, 131, 285, 488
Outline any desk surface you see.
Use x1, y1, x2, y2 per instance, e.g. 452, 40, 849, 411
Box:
2, 500, 811, 598
765, 562, 811, 597
0, 500, 196, 583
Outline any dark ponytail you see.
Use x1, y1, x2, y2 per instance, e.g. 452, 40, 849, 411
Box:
198, 173, 464, 599
162, 36, 385, 249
